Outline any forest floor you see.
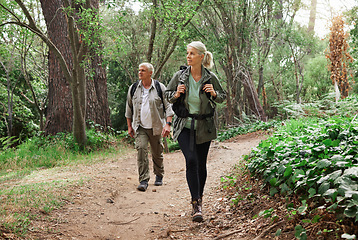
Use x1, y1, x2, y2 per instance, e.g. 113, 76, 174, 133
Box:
2, 132, 346, 240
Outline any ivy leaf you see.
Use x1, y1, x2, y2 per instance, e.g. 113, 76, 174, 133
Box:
343, 167, 358, 178
344, 206, 358, 220
331, 155, 343, 161
332, 139, 340, 147
319, 169, 340, 184
322, 139, 332, 147
313, 145, 326, 152
345, 191, 358, 199
294, 225, 307, 240
328, 170, 343, 181
318, 182, 330, 195
317, 159, 331, 168
270, 177, 277, 186
336, 161, 349, 167
341, 233, 356, 239
284, 165, 293, 177
308, 188, 316, 198
323, 188, 338, 201
312, 215, 321, 223
270, 187, 278, 196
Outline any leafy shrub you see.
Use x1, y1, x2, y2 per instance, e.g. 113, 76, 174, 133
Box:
273, 94, 358, 120
217, 120, 279, 142
167, 137, 180, 152
0, 124, 121, 172
247, 116, 358, 221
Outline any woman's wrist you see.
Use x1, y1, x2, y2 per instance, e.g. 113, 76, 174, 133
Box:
212, 91, 217, 98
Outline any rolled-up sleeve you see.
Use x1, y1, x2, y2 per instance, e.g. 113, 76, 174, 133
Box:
210, 72, 226, 103
165, 71, 181, 104
125, 87, 133, 119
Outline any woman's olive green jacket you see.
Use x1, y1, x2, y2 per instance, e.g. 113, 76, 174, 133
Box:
165, 65, 226, 144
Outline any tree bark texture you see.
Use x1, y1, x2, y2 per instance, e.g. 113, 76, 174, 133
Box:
308, 0, 317, 34
40, 0, 110, 135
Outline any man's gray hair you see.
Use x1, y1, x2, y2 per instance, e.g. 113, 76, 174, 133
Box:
139, 62, 154, 73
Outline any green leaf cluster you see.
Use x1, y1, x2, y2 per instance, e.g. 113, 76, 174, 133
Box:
217, 120, 279, 142
247, 115, 358, 221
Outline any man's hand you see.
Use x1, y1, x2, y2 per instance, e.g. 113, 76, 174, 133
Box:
128, 126, 134, 138
161, 124, 171, 138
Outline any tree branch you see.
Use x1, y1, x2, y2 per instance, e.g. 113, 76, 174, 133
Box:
1, 19, 73, 84
0, 3, 21, 22
1, 1, 74, 84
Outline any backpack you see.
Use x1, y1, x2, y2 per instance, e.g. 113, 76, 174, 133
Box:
172, 66, 214, 118
130, 80, 165, 113
179, 65, 212, 98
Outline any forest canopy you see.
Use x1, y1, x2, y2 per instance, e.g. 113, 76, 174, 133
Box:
0, 0, 357, 144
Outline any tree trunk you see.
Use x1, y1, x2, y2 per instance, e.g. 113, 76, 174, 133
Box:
40, 0, 111, 136
240, 69, 267, 122
147, 0, 157, 63
0, 58, 16, 137
308, 0, 317, 34
219, 58, 234, 125
40, 0, 73, 134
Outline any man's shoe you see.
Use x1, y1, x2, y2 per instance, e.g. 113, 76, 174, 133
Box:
137, 181, 148, 191
154, 175, 163, 186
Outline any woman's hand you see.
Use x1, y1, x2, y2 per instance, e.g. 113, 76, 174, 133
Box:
202, 84, 217, 98
174, 84, 186, 98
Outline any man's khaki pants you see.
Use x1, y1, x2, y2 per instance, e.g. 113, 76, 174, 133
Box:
135, 126, 164, 183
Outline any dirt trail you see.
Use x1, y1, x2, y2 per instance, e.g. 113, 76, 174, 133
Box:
29, 133, 266, 240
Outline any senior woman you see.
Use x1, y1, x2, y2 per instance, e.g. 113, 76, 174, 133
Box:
165, 41, 226, 222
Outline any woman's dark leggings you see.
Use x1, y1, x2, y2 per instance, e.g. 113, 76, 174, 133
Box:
177, 127, 211, 201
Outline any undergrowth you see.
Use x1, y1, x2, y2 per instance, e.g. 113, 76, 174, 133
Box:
219, 94, 358, 239
0, 123, 126, 237
247, 116, 358, 239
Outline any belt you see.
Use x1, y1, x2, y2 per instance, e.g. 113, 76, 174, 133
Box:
188, 113, 214, 151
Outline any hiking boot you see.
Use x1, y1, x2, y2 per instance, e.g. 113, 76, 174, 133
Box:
137, 181, 148, 191
191, 200, 203, 222
199, 195, 203, 206
154, 175, 163, 186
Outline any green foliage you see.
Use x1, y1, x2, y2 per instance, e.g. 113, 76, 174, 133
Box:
217, 120, 279, 142
0, 122, 129, 237
221, 175, 237, 189
273, 94, 358, 120
0, 136, 18, 150
166, 137, 180, 152
247, 115, 358, 222
302, 55, 332, 100
348, 6, 358, 80
295, 225, 308, 240
107, 60, 132, 131
0, 1, 48, 141
0, 124, 119, 171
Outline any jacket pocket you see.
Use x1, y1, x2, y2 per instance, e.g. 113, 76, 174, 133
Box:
205, 117, 214, 133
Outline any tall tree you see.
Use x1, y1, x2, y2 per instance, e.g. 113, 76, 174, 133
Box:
204, 0, 267, 122
145, 0, 205, 79
0, 0, 111, 147
307, 0, 317, 34
40, 0, 111, 137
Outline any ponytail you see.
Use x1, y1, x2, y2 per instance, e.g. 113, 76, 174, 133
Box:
188, 41, 214, 69
203, 51, 213, 69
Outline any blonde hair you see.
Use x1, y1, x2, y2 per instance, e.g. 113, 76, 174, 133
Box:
188, 41, 214, 69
